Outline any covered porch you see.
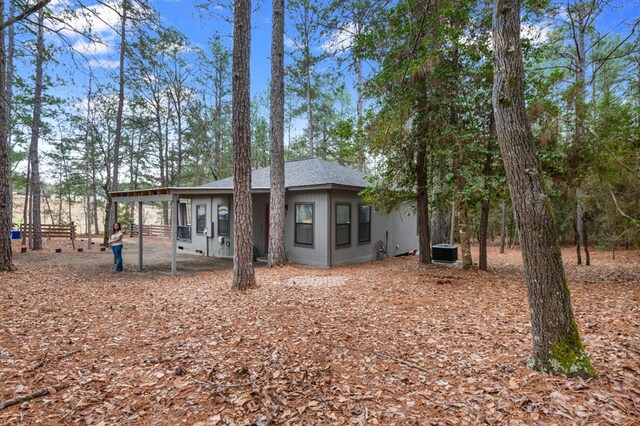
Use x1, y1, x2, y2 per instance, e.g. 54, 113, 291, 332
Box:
111, 188, 215, 276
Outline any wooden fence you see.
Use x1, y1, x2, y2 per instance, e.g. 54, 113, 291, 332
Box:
20, 223, 76, 240
129, 223, 172, 238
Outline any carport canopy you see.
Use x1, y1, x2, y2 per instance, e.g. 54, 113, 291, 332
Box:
110, 188, 178, 275
111, 186, 238, 275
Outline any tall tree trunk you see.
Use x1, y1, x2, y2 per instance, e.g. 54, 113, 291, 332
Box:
85, 191, 92, 244
27, 9, 45, 251
0, 0, 15, 271
355, 18, 364, 172
576, 191, 590, 265
478, 110, 496, 271
83, 76, 93, 245
92, 181, 99, 235
21, 161, 30, 246
416, 140, 432, 264
231, 0, 256, 290
0, 0, 49, 270
5, 0, 15, 228
478, 201, 490, 270
431, 166, 448, 245
449, 202, 456, 245
106, 0, 127, 243
431, 208, 448, 245
570, 1, 591, 266
499, 200, 507, 253
306, 59, 314, 157
492, 0, 594, 377
454, 146, 472, 270
574, 211, 582, 264
268, 0, 286, 267
457, 200, 472, 269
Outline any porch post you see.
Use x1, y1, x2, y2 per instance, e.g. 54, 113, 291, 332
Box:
171, 194, 177, 276
138, 201, 143, 272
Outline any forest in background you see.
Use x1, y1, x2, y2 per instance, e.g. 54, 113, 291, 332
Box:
3, 0, 639, 255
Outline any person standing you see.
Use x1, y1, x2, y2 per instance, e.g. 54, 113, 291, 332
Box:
108, 222, 124, 272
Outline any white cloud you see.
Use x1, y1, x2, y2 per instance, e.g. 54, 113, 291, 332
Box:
321, 22, 358, 55
284, 36, 297, 50
45, 1, 123, 57
47, 2, 121, 38
521, 22, 550, 45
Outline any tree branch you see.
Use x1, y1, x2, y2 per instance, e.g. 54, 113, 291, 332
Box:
1, 0, 52, 30
0, 383, 68, 411
609, 188, 640, 228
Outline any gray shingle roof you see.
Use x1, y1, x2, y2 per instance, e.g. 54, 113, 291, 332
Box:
200, 158, 369, 190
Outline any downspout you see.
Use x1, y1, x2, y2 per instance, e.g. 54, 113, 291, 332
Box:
207, 196, 213, 257
171, 193, 177, 276
327, 189, 332, 267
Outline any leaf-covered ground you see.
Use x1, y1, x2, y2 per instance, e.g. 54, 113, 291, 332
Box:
1, 238, 639, 425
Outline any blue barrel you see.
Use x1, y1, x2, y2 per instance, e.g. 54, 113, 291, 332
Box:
11, 230, 20, 239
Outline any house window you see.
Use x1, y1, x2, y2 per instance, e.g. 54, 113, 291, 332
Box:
336, 203, 351, 247
178, 202, 191, 225
358, 204, 371, 244
295, 203, 314, 246
177, 201, 192, 240
218, 205, 230, 236
196, 204, 207, 234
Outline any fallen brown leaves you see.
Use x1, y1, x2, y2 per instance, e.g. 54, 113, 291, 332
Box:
1, 239, 639, 425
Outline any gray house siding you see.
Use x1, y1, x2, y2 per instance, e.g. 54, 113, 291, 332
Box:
176, 195, 234, 258
330, 192, 419, 266
390, 201, 418, 256
112, 159, 420, 269
285, 191, 329, 267
331, 190, 375, 266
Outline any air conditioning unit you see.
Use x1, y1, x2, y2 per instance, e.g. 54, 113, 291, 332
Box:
432, 244, 458, 263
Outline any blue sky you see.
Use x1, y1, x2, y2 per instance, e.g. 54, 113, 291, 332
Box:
45, 0, 290, 99
37, 0, 640, 117
43, 0, 639, 100
155, 0, 276, 95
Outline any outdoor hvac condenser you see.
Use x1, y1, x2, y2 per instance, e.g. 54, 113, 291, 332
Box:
432, 244, 458, 263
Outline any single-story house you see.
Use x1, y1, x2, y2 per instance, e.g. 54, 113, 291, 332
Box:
111, 158, 418, 273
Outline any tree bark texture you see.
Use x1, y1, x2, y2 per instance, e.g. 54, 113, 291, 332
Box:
268, 0, 286, 267
305, 55, 314, 157
110, 0, 127, 231
5, 0, 15, 228
355, 19, 364, 172
478, 110, 496, 271
454, 146, 472, 270
576, 191, 590, 265
232, 0, 256, 290
431, 208, 448, 245
478, 200, 489, 270
492, 0, 594, 377
27, 9, 45, 250
499, 200, 507, 253
569, 2, 592, 266
21, 161, 30, 246
0, 0, 15, 271
457, 200, 472, 269
416, 145, 432, 264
